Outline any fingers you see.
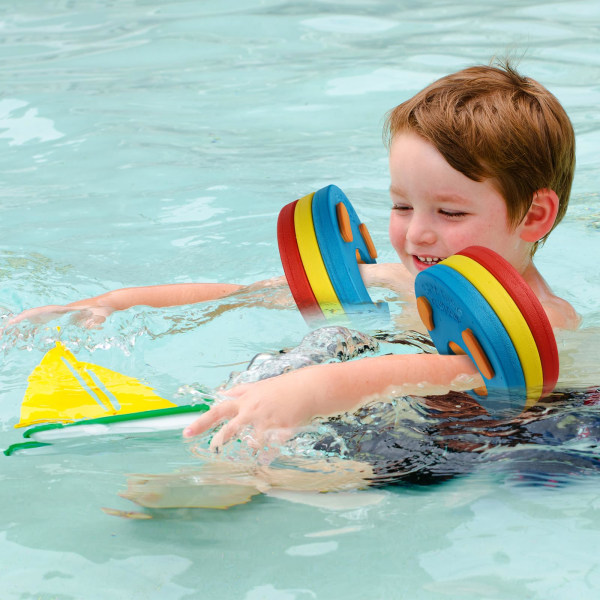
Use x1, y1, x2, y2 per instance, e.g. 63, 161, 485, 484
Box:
243, 427, 295, 451
182, 402, 239, 439
184, 402, 249, 453
210, 421, 295, 454
182, 377, 301, 452
219, 383, 250, 398
71, 308, 110, 329
8, 305, 71, 325
8, 307, 50, 325
209, 418, 246, 451
8, 305, 113, 328
182, 397, 294, 455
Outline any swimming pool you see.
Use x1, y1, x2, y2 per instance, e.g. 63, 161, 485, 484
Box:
1, 0, 600, 598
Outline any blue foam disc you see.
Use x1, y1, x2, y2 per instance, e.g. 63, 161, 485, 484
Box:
311, 185, 388, 317
415, 264, 527, 415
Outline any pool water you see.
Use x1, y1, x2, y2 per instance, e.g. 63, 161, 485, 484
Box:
1, 1, 600, 598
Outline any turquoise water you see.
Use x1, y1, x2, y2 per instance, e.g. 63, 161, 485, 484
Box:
1, 1, 600, 598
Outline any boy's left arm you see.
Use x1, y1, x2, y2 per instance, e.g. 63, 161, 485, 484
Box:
359, 262, 414, 295
183, 352, 482, 450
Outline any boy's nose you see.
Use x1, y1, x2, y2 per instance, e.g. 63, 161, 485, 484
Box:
405, 215, 436, 246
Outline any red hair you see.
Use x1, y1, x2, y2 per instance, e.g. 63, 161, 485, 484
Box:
384, 63, 575, 252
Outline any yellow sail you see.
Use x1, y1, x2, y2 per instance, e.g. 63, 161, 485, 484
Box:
16, 342, 176, 428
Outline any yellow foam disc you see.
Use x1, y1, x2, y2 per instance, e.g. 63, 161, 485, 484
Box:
294, 192, 344, 317
442, 254, 543, 406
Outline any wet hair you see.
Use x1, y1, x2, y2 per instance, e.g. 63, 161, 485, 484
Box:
384, 62, 576, 253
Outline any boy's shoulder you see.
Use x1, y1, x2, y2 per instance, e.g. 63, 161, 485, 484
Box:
540, 294, 580, 330
524, 266, 580, 330
360, 261, 580, 331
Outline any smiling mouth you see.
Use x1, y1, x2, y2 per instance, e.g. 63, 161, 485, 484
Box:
416, 255, 444, 266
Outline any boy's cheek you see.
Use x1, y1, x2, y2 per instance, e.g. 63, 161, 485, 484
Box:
389, 226, 406, 258
388, 221, 405, 250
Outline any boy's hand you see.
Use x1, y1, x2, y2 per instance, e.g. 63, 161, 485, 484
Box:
9, 304, 114, 328
9, 305, 73, 325
183, 368, 324, 451
70, 306, 115, 328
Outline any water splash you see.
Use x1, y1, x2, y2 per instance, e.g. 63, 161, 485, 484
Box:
223, 325, 379, 388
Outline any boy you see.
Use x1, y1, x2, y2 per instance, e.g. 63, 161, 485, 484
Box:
13, 62, 580, 452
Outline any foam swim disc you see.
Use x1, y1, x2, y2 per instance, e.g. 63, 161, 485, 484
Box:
294, 192, 345, 316
277, 199, 324, 323
278, 185, 389, 325
457, 246, 559, 397
415, 246, 559, 415
415, 263, 527, 413
311, 185, 378, 310
442, 254, 544, 407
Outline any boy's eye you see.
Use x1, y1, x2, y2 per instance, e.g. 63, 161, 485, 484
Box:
391, 204, 412, 212
439, 209, 467, 218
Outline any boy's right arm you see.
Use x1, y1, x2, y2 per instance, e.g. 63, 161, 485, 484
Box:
10, 282, 245, 325
183, 352, 483, 450
11, 262, 411, 327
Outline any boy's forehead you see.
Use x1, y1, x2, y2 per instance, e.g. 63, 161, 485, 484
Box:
389, 184, 473, 204
388, 131, 456, 175
388, 134, 505, 206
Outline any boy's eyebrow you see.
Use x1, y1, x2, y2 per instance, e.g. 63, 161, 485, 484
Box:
432, 192, 472, 204
389, 185, 406, 198
389, 185, 473, 205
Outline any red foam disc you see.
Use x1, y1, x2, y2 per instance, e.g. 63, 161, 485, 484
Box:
277, 200, 323, 323
458, 246, 559, 397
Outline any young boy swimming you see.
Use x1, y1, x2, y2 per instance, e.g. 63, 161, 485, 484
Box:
13, 62, 580, 452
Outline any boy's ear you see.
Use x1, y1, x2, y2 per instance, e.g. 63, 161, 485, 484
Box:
519, 188, 559, 242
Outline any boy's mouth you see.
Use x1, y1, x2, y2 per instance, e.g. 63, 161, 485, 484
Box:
416, 255, 444, 266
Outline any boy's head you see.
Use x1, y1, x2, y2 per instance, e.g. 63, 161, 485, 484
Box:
384, 62, 575, 252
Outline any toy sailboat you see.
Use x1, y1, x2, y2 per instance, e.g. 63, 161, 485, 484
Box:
5, 342, 209, 455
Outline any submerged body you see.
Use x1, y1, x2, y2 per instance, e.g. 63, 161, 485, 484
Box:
121, 327, 600, 510
122, 388, 600, 509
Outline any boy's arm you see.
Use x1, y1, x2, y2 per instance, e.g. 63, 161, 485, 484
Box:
359, 262, 414, 295
183, 353, 482, 450
10, 282, 245, 325
77, 283, 245, 309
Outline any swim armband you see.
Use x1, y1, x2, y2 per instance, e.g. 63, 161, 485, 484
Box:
277, 185, 389, 325
414, 246, 559, 416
